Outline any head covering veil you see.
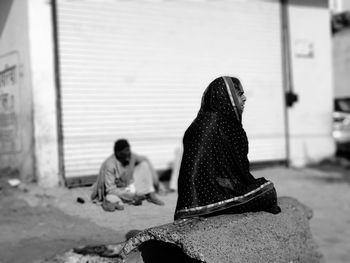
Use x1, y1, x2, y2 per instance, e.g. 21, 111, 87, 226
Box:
200, 77, 241, 121
174, 76, 278, 220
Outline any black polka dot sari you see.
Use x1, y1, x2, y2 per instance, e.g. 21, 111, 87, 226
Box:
174, 77, 280, 220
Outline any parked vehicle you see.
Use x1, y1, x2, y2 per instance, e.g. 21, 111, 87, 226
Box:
333, 97, 350, 155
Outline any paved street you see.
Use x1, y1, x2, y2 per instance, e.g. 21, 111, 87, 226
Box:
1, 164, 349, 263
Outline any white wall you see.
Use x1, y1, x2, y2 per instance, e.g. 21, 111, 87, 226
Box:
288, 0, 335, 166
0, 0, 60, 187
330, 0, 350, 13
0, 0, 35, 182
27, 0, 60, 187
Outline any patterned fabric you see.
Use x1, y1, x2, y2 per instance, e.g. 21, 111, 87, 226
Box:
174, 76, 278, 220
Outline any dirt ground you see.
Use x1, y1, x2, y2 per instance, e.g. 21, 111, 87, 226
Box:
0, 161, 350, 263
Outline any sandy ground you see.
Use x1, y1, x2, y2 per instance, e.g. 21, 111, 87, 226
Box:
0, 163, 349, 263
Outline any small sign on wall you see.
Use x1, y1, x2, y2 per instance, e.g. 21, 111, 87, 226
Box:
294, 40, 314, 58
0, 52, 21, 153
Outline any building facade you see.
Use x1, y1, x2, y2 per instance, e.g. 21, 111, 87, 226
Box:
0, 0, 334, 187
330, 0, 350, 13
333, 27, 350, 98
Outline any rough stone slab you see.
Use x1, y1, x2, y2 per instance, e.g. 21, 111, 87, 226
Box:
47, 197, 323, 263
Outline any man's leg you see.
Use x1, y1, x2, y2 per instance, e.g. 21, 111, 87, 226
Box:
133, 161, 164, 206
105, 194, 124, 211
117, 184, 143, 206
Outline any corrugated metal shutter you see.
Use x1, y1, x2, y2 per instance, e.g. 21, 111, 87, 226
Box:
56, 0, 286, 180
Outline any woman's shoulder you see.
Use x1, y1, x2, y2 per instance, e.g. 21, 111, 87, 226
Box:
194, 111, 221, 124
184, 112, 220, 132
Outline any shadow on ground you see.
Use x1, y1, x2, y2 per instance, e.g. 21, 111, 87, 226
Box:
307, 156, 350, 184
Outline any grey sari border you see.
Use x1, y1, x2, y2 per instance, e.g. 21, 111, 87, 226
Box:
175, 181, 273, 219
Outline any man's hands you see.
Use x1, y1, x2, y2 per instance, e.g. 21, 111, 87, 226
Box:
115, 178, 128, 188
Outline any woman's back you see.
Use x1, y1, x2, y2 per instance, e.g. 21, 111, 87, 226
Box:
174, 76, 280, 220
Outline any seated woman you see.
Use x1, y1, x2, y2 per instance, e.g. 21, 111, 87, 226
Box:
174, 76, 281, 220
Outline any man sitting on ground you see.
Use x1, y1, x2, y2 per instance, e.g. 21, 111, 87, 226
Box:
91, 139, 164, 211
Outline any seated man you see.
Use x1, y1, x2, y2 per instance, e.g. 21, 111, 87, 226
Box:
91, 139, 164, 211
